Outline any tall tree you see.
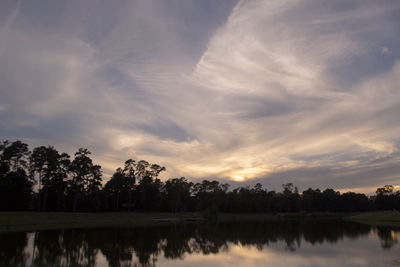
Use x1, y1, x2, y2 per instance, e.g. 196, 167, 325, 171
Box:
30, 146, 70, 211
104, 167, 136, 211
69, 148, 102, 212
0, 140, 33, 210
135, 160, 166, 182
375, 185, 396, 210
164, 177, 193, 212
1, 140, 30, 172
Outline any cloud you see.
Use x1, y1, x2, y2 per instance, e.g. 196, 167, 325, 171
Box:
381, 46, 391, 54
0, 0, 22, 60
0, 0, 399, 191
178, 0, 400, 189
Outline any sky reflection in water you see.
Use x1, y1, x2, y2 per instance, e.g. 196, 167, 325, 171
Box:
1, 221, 399, 267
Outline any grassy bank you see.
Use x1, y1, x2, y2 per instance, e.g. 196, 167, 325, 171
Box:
0, 212, 313, 232
347, 211, 400, 227
0, 212, 201, 233
1, 211, 399, 233
218, 212, 349, 222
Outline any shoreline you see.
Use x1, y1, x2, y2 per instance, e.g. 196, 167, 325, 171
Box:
0, 211, 399, 233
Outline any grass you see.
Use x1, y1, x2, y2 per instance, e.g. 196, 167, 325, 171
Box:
0, 212, 297, 232
0, 212, 200, 233
1, 211, 399, 233
218, 213, 281, 222
218, 212, 350, 222
347, 211, 400, 227
283, 212, 355, 220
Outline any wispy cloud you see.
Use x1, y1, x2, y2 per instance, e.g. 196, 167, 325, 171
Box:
0, 0, 22, 60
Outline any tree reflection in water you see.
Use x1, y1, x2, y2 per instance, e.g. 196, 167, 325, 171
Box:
0, 221, 399, 267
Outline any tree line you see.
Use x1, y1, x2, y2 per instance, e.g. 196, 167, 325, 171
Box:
0, 140, 399, 213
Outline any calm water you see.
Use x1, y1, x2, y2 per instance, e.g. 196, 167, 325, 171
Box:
1, 220, 399, 267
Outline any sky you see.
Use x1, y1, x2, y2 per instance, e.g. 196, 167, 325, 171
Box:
1, 0, 400, 193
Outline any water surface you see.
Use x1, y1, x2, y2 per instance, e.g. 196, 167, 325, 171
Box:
1, 220, 399, 266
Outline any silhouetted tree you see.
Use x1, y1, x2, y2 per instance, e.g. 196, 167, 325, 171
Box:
375, 185, 398, 211
135, 160, 165, 183
192, 180, 229, 211
1, 140, 30, 172
164, 177, 193, 212
302, 188, 322, 212
136, 176, 163, 211
30, 146, 70, 211
0, 140, 33, 210
68, 148, 102, 212
0, 139, 396, 213
104, 167, 136, 211
105, 159, 166, 212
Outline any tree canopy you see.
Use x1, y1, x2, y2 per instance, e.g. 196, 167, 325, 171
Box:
0, 139, 399, 213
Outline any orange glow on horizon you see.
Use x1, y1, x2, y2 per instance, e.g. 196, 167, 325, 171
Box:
233, 175, 245, 182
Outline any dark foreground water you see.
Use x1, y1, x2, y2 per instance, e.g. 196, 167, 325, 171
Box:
1, 220, 399, 267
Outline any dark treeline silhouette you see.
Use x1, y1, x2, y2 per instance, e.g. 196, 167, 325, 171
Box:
0, 222, 398, 266
0, 140, 399, 212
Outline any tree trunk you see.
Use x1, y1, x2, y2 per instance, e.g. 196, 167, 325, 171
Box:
129, 191, 132, 212
56, 187, 64, 211
37, 174, 41, 212
73, 192, 79, 212
42, 187, 48, 211
116, 193, 120, 212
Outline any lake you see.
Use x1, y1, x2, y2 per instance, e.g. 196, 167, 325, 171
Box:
1, 220, 399, 266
